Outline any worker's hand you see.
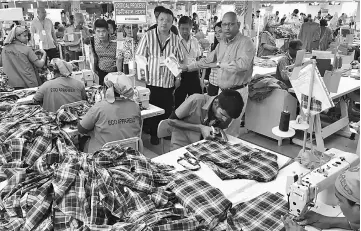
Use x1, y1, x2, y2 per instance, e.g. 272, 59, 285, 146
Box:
199, 125, 214, 139
179, 64, 188, 73
220, 61, 238, 72
281, 215, 306, 231
36, 49, 46, 55
273, 46, 280, 52
295, 211, 330, 229
175, 77, 181, 89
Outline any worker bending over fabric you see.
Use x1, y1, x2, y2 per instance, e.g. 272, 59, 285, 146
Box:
168, 89, 244, 151
78, 74, 141, 153
275, 39, 303, 88
33, 58, 86, 112
282, 166, 360, 231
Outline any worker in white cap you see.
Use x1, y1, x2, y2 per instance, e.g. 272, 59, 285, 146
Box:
282, 166, 360, 231
78, 73, 141, 153
33, 58, 87, 112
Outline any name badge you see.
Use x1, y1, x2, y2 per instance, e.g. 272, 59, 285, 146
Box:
41, 30, 46, 36
68, 34, 74, 42
159, 56, 166, 66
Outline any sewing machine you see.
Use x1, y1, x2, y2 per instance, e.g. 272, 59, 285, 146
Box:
71, 70, 94, 87
286, 153, 359, 218
134, 86, 150, 109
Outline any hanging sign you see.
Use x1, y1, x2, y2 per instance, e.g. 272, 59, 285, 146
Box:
114, 1, 147, 24
197, 5, 207, 12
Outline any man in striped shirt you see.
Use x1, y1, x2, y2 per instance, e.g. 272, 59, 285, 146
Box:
174, 16, 202, 109
136, 8, 184, 145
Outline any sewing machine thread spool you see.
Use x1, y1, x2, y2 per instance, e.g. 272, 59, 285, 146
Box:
123, 63, 130, 75
279, 110, 290, 132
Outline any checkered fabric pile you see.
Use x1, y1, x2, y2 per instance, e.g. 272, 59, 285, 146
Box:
227, 192, 288, 231
0, 105, 288, 230
186, 139, 280, 182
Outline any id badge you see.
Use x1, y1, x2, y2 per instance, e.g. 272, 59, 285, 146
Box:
159, 56, 166, 66
68, 34, 74, 42
41, 30, 46, 36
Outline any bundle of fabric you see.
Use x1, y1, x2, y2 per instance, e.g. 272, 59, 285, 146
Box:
0, 89, 37, 103
86, 85, 105, 105
186, 139, 279, 182
274, 25, 298, 39
248, 74, 288, 102
254, 57, 278, 68
0, 68, 14, 92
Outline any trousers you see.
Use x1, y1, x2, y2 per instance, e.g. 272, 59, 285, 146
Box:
174, 71, 202, 109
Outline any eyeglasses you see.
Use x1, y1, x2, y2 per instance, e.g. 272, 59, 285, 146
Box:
221, 22, 237, 28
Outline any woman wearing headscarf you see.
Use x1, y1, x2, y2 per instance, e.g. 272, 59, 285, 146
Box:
33, 58, 87, 112
319, 19, 333, 51
78, 73, 141, 153
282, 166, 360, 231
2, 25, 47, 89
257, 23, 279, 57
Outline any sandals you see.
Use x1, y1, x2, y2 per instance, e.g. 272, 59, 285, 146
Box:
177, 152, 201, 171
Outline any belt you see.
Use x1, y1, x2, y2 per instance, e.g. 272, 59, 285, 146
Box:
221, 83, 248, 91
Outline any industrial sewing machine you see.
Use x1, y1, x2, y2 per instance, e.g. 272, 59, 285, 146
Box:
286, 153, 359, 218
71, 69, 94, 87
134, 86, 150, 109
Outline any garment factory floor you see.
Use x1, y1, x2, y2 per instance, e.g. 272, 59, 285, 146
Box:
141, 128, 359, 159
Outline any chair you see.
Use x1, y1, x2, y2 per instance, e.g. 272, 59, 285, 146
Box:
157, 119, 173, 154
102, 137, 143, 153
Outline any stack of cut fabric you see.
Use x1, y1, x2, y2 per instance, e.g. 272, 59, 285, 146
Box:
254, 57, 278, 68
248, 75, 288, 102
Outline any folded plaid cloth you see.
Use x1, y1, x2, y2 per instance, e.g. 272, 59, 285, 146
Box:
167, 170, 232, 230
186, 140, 279, 182
227, 192, 288, 231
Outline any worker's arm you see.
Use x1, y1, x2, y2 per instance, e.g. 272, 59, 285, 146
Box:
33, 84, 46, 104
168, 95, 214, 138
30, 22, 36, 48
186, 45, 218, 71
29, 49, 46, 68
78, 105, 98, 134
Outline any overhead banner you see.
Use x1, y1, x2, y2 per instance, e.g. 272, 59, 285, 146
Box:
114, 1, 147, 24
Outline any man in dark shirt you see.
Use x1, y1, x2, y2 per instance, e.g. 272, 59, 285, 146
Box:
147, 6, 178, 35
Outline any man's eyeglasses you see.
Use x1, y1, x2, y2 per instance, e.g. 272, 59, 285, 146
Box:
221, 22, 237, 28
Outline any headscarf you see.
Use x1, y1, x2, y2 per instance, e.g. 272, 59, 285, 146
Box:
335, 166, 360, 204
49, 58, 73, 77
104, 73, 134, 103
4, 25, 28, 45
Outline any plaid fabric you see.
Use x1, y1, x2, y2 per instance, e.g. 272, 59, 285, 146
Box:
227, 192, 288, 231
301, 94, 322, 113
186, 140, 279, 182
168, 170, 232, 230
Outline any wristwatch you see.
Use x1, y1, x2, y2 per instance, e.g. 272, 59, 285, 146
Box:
216, 62, 221, 68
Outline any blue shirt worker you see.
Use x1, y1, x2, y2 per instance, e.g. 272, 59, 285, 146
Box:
78, 73, 141, 153
168, 89, 244, 150
33, 58, 87, 112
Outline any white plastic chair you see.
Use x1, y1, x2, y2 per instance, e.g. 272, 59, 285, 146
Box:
102, 137, 143, 153
157, 119, 173, 154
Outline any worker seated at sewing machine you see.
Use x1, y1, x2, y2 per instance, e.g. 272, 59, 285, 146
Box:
33, 58, 87, 112
167, 89, 244, 151
282, 166, 360, 231
77, 73, 141, 153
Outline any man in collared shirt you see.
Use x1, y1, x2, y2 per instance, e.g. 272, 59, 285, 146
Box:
174, 16, 202, 109
275, 39, 302, 88
30, 7, 58, 61
136, 8, 184, 145
147, 6, 179, 36
168, 89, 244, 150
182, 12, 255, 138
